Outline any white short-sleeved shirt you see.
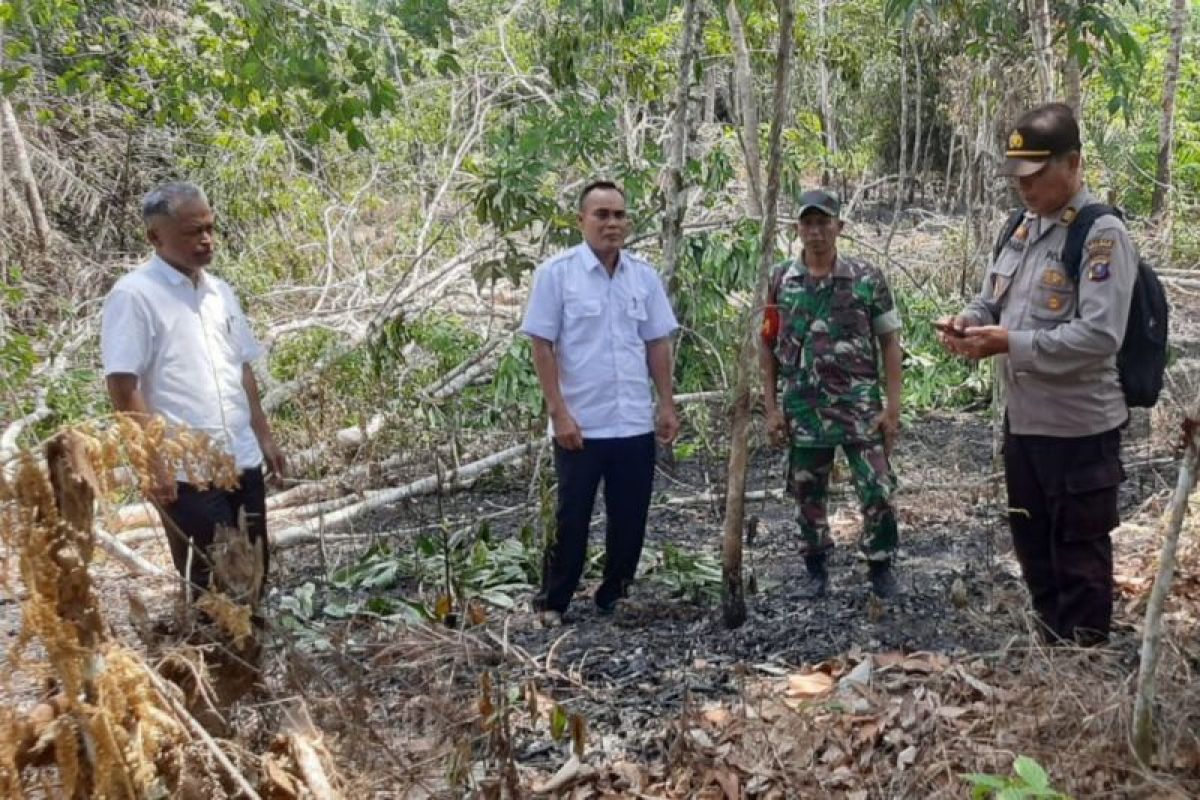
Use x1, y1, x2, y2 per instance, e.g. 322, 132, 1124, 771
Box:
521, 244, 678, 438
101, 254, 265, 470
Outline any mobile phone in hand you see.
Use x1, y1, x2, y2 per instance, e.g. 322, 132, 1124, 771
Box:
933, 320, 965, 338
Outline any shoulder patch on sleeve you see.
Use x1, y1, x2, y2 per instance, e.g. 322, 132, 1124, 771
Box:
1086, 261, 1111, 282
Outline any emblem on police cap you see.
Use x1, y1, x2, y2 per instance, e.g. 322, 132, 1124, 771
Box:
1009, 131, 1024, 149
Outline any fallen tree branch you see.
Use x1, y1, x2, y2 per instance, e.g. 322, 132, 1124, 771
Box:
420, 333, 510, 402
271, 441, 538, 547
96, 526, 169, 577
142, 665, 263, 800
1, 98, 50, 251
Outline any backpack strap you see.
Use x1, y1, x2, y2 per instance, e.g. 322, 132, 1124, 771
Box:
993, 208, 1027, 260
1062, 204, 1123, 282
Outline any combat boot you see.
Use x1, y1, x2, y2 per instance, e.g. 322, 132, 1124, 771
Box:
868, 560, 899, 599
802, 554, 829, 598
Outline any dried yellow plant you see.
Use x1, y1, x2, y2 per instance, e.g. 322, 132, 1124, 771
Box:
0, 421, 249, 797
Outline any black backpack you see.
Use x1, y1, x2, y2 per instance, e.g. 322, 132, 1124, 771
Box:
994, 204, 1168, 408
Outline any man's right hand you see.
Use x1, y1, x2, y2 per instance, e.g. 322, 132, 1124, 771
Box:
935, 315, 969, 349
551, 410, 584, 451
766, 407, 789, 449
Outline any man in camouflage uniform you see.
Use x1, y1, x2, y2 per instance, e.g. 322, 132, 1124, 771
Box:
760, 189, 904, 598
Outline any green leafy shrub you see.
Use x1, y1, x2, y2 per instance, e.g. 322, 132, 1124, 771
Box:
963, 756, 1072, 800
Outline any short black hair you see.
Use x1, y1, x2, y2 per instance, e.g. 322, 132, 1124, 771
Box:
578, 180, 625, 210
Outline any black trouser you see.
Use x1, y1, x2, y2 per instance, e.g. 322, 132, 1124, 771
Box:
536, 434, 656, 613
1004, 425, 1124, 644
157, 467, 268, 597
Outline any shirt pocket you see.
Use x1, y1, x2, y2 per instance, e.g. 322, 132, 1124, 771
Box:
830, 288, 870, 337
562, 291, 603, 350
624, 289, 649, 322
564, 293, 603, 319
987, 258, 1020, 303
1030, 265, 1075, 323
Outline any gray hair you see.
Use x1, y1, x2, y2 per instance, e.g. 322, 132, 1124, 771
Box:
141, 182, 208, 223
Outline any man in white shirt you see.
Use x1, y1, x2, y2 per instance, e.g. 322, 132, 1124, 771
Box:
521, 181, 679, 624
101, 182, 285, 598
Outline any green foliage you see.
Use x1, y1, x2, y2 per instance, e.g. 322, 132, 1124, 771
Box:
1, 0, 458, 149
963, 756, 1072, 800
270, 328, 339, 384
331, 525, 541, 611
673, 219, 764, 393
640, 542, 723, 603
491, 337, 545, 424
896, 291, 988, 413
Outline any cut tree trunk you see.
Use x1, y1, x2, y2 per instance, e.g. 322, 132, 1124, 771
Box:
1132, 409, 1200, 763
1151, 0, 1187, 219
721, 0, 795, 629
726, 0, 763, 218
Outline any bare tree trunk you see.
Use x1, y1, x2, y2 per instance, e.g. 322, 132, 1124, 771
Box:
884, 29, 908, 256
704, 67, 717, 123
1, 98, 51, 251
726, 0, 763, 218
910, 37, 923, 195
1063, 54, 1082, 119
722, 0, 795, 629
660, 0, 701, 294
1151, 0, 1187, 219
0, 20, 6, 240
816, 0, 837, 184
1027, 0, 1054, 101
1133, 408, 1200, 762
943, 131, 957, 214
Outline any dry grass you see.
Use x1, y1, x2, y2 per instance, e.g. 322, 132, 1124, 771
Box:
0, 419, 331, 798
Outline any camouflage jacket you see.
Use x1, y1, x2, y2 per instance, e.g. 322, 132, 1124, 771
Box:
769, 254, 902, 446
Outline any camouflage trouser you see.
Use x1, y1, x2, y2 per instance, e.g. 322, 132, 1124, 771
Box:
788, 441, 898, 560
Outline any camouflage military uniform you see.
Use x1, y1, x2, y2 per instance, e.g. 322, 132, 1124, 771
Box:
769, 255, 902, 560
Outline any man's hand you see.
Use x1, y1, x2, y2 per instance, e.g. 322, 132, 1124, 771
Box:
656, 402, 680, 445
872, 408, 901, 456
947, 324, 1010, 360
551, 410, 584, 451
261, 436, 287, 488
935, 315, 968, 348
766, 407, 789, 449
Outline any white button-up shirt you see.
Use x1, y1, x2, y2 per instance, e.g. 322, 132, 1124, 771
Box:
521, 244, 678, 438
101, 254, 265, 470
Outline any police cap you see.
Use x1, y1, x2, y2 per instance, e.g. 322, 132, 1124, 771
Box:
999, 102, 1082, 178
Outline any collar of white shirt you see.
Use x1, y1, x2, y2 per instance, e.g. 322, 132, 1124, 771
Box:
148, 253, 212, 289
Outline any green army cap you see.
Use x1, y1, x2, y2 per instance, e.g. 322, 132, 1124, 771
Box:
796, 189, 841, 218
999, 102, 1082, 178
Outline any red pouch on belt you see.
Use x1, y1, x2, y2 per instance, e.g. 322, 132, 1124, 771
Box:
761, 304, 780, 344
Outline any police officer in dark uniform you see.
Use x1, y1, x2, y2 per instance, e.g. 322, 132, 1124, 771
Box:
938, 103, 1137, 644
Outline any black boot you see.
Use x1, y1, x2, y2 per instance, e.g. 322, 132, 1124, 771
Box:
802, 554, 829, 598
868, 560, 899, 599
